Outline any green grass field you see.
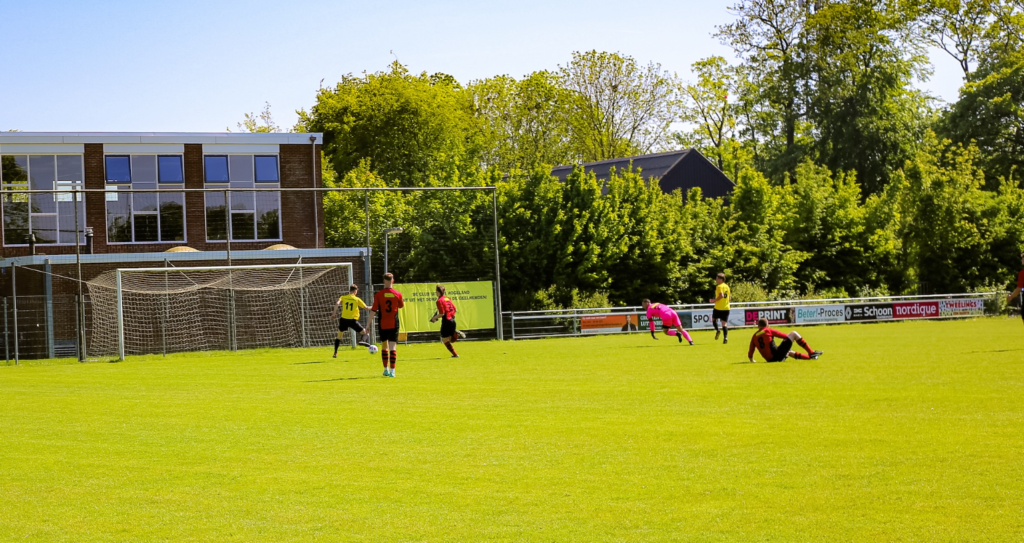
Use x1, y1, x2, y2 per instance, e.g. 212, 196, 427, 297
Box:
1, 318, 1022, 542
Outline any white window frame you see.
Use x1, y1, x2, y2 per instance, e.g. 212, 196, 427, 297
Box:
203, 153, 282, 242
103, 154, 187, 245
0, 153, 85, 246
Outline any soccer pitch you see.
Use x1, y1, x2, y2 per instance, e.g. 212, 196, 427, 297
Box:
1, 319, 1022, 541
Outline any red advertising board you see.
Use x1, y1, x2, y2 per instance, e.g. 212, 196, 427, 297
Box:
893, 301, 939, 319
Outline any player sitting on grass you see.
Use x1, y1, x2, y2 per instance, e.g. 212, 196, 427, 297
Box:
1005, 251, 1024, 325
747, 318, 823, 363
642, 299, 693, 345
331, 284, 371, 358
429, 284, 466, 358
371, 273, 404, 377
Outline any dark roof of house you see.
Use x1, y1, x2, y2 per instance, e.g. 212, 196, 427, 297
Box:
550, 149, 691, 181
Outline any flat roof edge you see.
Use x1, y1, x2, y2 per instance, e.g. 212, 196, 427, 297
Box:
0, 248, 366, 267
0, 132, 324, 145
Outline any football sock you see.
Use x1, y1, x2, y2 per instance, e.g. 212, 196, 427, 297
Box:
713, 320, 720, 332
797, 338, 813, 354
723, 326, 728, 340
389, 350, 397, 369
381, 351, 389, 368
791, 352, 811, 360
333, 338, 340, 353
680, 329, 693, 343
451, 333, 459, 343
445, 342, 457, 356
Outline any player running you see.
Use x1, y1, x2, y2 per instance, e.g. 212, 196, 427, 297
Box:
1005, 251, 1024, 325
747, 318, 823, 363
429, 284, 466, 358
642, 299, 693, 345
330, 284, 371, 357
708, 273, 731, 344
371, 272, 405, 377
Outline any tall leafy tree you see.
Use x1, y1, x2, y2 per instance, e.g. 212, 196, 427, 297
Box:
674, 56, 741, 175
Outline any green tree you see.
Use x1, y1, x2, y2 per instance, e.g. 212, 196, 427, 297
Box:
231, 102, 281, 133
559, 50, 677, 161
674, 56, 741, 175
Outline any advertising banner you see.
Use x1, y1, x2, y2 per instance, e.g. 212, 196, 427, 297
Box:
393, 281, 495, 333
744, 307, 795, 326
893, 301, 939, 319
581, 314, 639, 334
844, 303, 894, 321
688, 309, 746, 329
938, 298, 985, 317
794, 305, 846, 324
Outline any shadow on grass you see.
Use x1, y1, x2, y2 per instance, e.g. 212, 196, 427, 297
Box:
294, 360, 329, 365
968, 348, 1024, 354
306, 376, 381, 383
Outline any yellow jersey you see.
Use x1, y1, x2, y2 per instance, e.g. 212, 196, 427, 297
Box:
338, 294, 367, 320
714, 283, 731, 310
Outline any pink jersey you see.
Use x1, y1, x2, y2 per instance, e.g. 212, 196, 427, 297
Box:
646, 303, 677, 331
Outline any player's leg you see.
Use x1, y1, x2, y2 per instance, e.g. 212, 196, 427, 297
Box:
388, 339, 398, 376
351, 320, 370, 347
713, 316, 721, 340
334, 320, 347, 357
721, 311, 729, 344
771, 338, 794, 361
787, 331, 822, 358
441, 319, 458, 357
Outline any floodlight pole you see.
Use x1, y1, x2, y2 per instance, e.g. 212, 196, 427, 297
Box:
492, 190, 504, 340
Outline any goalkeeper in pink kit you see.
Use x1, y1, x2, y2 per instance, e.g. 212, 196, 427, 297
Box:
642, 299, 693, 345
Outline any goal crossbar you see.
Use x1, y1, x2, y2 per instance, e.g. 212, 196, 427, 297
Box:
107, 262, 354, 360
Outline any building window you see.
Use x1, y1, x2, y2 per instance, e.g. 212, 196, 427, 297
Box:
204, 154, 280, 241
1, 154, 84, 245
104, 155, 185, 243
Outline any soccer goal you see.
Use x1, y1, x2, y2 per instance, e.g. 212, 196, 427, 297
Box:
86, 263, 354, 360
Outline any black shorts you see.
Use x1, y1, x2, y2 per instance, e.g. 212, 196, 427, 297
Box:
379, 327, 399, 342
712, 309, 730, 322
440, 317, 457, 338
338, 318, 364, 333
769, 338, 793, 362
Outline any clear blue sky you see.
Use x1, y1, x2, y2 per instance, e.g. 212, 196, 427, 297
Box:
0, 0, 965, 133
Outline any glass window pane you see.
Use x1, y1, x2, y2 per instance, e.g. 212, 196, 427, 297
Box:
3, 195, 28, 245
133, 193, 158, 212
2, 155, 29, 184
56, 155, 83, 181
205, 193, 227, 240
106, 189, 132, 243
31, 193, 55, 214
256, 193, 280, 239
29, 155, 55, 190
105, 156, 131, 183
131, 155, 157, 183
254, 155, 279, 182
229, 155, 253, 183
231, 212, 255, 240
204, 156, 229, 183
134, 214, 159, 242
57, 199, 81, 244
158, 156, 183, 183
159, 193, 185, 241
32, 214, 57, 244
230, 191, 254, 211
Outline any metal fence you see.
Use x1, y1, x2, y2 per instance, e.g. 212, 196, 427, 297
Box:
504, 292, 1004, 340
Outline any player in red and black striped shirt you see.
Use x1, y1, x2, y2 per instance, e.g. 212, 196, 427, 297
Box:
1006, 252, 1024, 325
429, 284, 466, 358
370, 272, 404, 377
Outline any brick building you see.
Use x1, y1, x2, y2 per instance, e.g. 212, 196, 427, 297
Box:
0, 132, 367, 358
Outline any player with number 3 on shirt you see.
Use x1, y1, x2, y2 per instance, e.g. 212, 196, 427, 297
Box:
371, 272, 405, 377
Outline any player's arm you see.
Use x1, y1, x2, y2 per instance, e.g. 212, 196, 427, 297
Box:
647, 311, 658, 339
357, 297, 367, 309
748, 337, 756, 363
331, 299, 341, 320
1008, 287, 1022, 303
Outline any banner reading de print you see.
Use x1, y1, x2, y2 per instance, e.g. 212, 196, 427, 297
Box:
744, 307, 795, 326
393, 281, 495, 333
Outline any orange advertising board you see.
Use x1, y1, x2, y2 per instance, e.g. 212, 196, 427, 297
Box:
580, 314, 639, 334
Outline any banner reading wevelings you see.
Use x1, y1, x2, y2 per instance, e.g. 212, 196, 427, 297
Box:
392, 281, 496, 333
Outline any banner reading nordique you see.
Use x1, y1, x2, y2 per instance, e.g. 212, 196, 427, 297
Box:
393, 281, 496, 333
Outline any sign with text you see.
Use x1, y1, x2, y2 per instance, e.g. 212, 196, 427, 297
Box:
581, 314, 639, 334
744, 307, 795, 326
393, 281, 495, 332
687, 309, 746, 329
844, 303, 894, 321
893, 301, 940, 319
938, 298, 985, 317
794, 304, 846, 324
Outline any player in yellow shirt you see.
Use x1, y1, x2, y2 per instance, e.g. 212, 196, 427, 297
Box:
331, 284, 371, 357
708, 272, 731, 344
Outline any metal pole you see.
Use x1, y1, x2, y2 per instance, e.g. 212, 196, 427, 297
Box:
225, 189, 235, 351
12, 265, 18, 365
491, 190, 504, 340
3, 297, 8, 363
75, 187, 85, 362
224, 189, 232, 266
162, 259, 168, 356
116, 270, 125, 361
299, 265, 307, 348
347, 265, 356, 349
365, 189, 374, 345
384, 233, 389, 275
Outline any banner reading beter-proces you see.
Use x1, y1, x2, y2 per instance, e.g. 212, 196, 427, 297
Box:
392, 281, 495, 333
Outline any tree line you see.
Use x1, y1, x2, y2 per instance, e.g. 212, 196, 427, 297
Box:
239, 0, 1024, 310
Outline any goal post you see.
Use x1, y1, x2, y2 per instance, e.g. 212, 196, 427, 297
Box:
86, 262, 354, 360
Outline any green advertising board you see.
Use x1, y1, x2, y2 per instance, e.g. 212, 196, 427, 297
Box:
393, 281, 495, 333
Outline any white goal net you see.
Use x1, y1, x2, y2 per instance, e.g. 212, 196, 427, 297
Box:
86, 263, 353, 359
